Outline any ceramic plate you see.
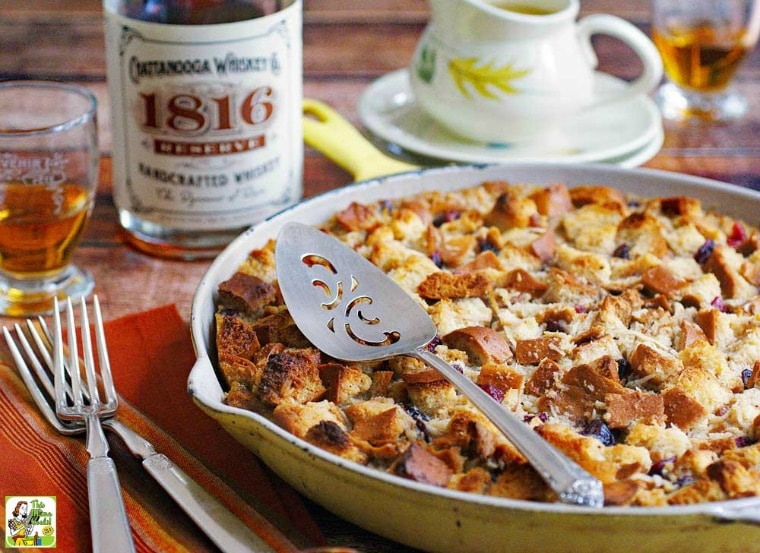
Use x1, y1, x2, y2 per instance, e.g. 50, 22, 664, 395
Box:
358, 69, 663, 166
189, 164, 760, 553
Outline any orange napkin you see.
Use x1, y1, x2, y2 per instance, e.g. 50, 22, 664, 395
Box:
0, 305, 325, 552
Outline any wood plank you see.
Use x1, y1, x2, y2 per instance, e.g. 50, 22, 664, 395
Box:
4, 15, 760, 82
3, 0, 651, 20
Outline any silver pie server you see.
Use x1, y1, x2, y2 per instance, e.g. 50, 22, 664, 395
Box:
274, 221, 604, 508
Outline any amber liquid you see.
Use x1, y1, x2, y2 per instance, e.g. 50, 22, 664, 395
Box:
491, 2, 557, 15
0, 183, 92, 277
653, 22, 750, 92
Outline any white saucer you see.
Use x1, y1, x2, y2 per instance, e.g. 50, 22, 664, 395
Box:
358, 69, 664, 166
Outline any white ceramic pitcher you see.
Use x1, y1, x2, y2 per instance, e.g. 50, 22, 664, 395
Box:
409, 0, 663, 144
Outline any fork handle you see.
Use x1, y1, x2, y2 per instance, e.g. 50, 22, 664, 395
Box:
87, 457, 136, 553
141, 453, 280, 553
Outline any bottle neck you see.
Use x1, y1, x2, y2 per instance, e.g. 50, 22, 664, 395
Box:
115, 0, 292, 25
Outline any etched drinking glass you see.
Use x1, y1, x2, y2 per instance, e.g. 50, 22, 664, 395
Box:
651, 0, 760, 121
0, 81, 98, 316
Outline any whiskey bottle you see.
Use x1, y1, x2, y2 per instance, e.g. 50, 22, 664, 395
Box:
103, 0, 303, 259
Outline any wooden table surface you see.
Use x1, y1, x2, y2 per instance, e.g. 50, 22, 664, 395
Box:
3, 1, 760, 551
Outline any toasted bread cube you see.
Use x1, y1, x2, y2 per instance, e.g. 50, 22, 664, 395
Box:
304, 420, 369, 464
216, 312, 260, 359
417, 271, 491, 300
667, 478, 727, 505
345, 398, 417, 444
476, 363, 524, 392
706, 459, 760, 498
484, 190, 537, 230
428, 298, 492, 337
530, 182, 572, 218
678, 340, 739, 395
530, 229, 557, 262
659, 196, 703, 219
258, 348, 325, 407
569, 185, 627, 211
442, 326, 513, 365
514, 336, 564, 365
251, 310, 310, 348
617, 212, 670, 259
726, 388, 760, 437
679, 273, 722, 309
555, 244, 611, 284
672, 365, 732, 416
705, 245, 757, 300
238, 240, 277, 282
218, 352, 262, 389
406, 378, 459, 418
393, 442, 453, 487
335, 201, 379, 231
625, 422, 690, 464
488, 463, 552, 502
218, 272, 277, 314
629, 343, 683, 388
272, 400, 347, 438
524, 358, 560, 396
537, 424, 650, 484
662, 386, 707, 430
561, 203, 621, 254
319, 363, 372, 405
605, 391, 664, 429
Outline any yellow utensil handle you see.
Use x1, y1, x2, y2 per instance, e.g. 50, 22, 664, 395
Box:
303, 98, 418, 182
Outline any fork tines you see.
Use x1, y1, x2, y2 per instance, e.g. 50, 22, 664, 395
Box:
53, 296, 118, 420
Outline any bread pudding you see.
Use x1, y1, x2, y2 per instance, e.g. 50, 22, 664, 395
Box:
214, 179, 760, 507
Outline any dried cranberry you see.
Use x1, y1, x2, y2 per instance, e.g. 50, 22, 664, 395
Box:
694, 239, 715, 264
675, 475, 695, 488
433, 210, 461, 227
523, 412, 549, 424
727, 222, 747, 248
574, 305, 588, 314
545, 319, 567, 333
430, 250, 443, 268
404, 404, 430, 422
477, 236, 500, 254
479, 383, 506, 403
379, 199, 394, 214
612, 243, 630, 259
742, 368, 754, 388
581, 419, 615, 446
425, 335, 442, 353
711, 296, 728, 313
616, 358, 632, 380
649, 456, 676, 476
736, 436, 755, 448
404, 404, 431, 440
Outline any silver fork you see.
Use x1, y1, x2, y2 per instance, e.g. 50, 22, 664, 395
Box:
3, 297, 283, 553
53, 296, 136, 553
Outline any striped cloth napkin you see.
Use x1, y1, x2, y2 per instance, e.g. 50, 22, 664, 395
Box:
0, 304, 325, 552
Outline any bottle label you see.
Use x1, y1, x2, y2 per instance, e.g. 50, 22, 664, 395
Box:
104, 2, 303, 231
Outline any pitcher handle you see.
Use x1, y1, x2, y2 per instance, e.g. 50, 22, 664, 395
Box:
577, 14, 663, 102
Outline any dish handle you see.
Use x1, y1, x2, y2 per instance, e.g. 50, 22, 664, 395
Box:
187, 354, 224, 404
302, 98, 418, 182
710, 501, 760, 526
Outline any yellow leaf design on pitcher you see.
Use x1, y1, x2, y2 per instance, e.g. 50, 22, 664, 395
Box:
449, 57, 530, 99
